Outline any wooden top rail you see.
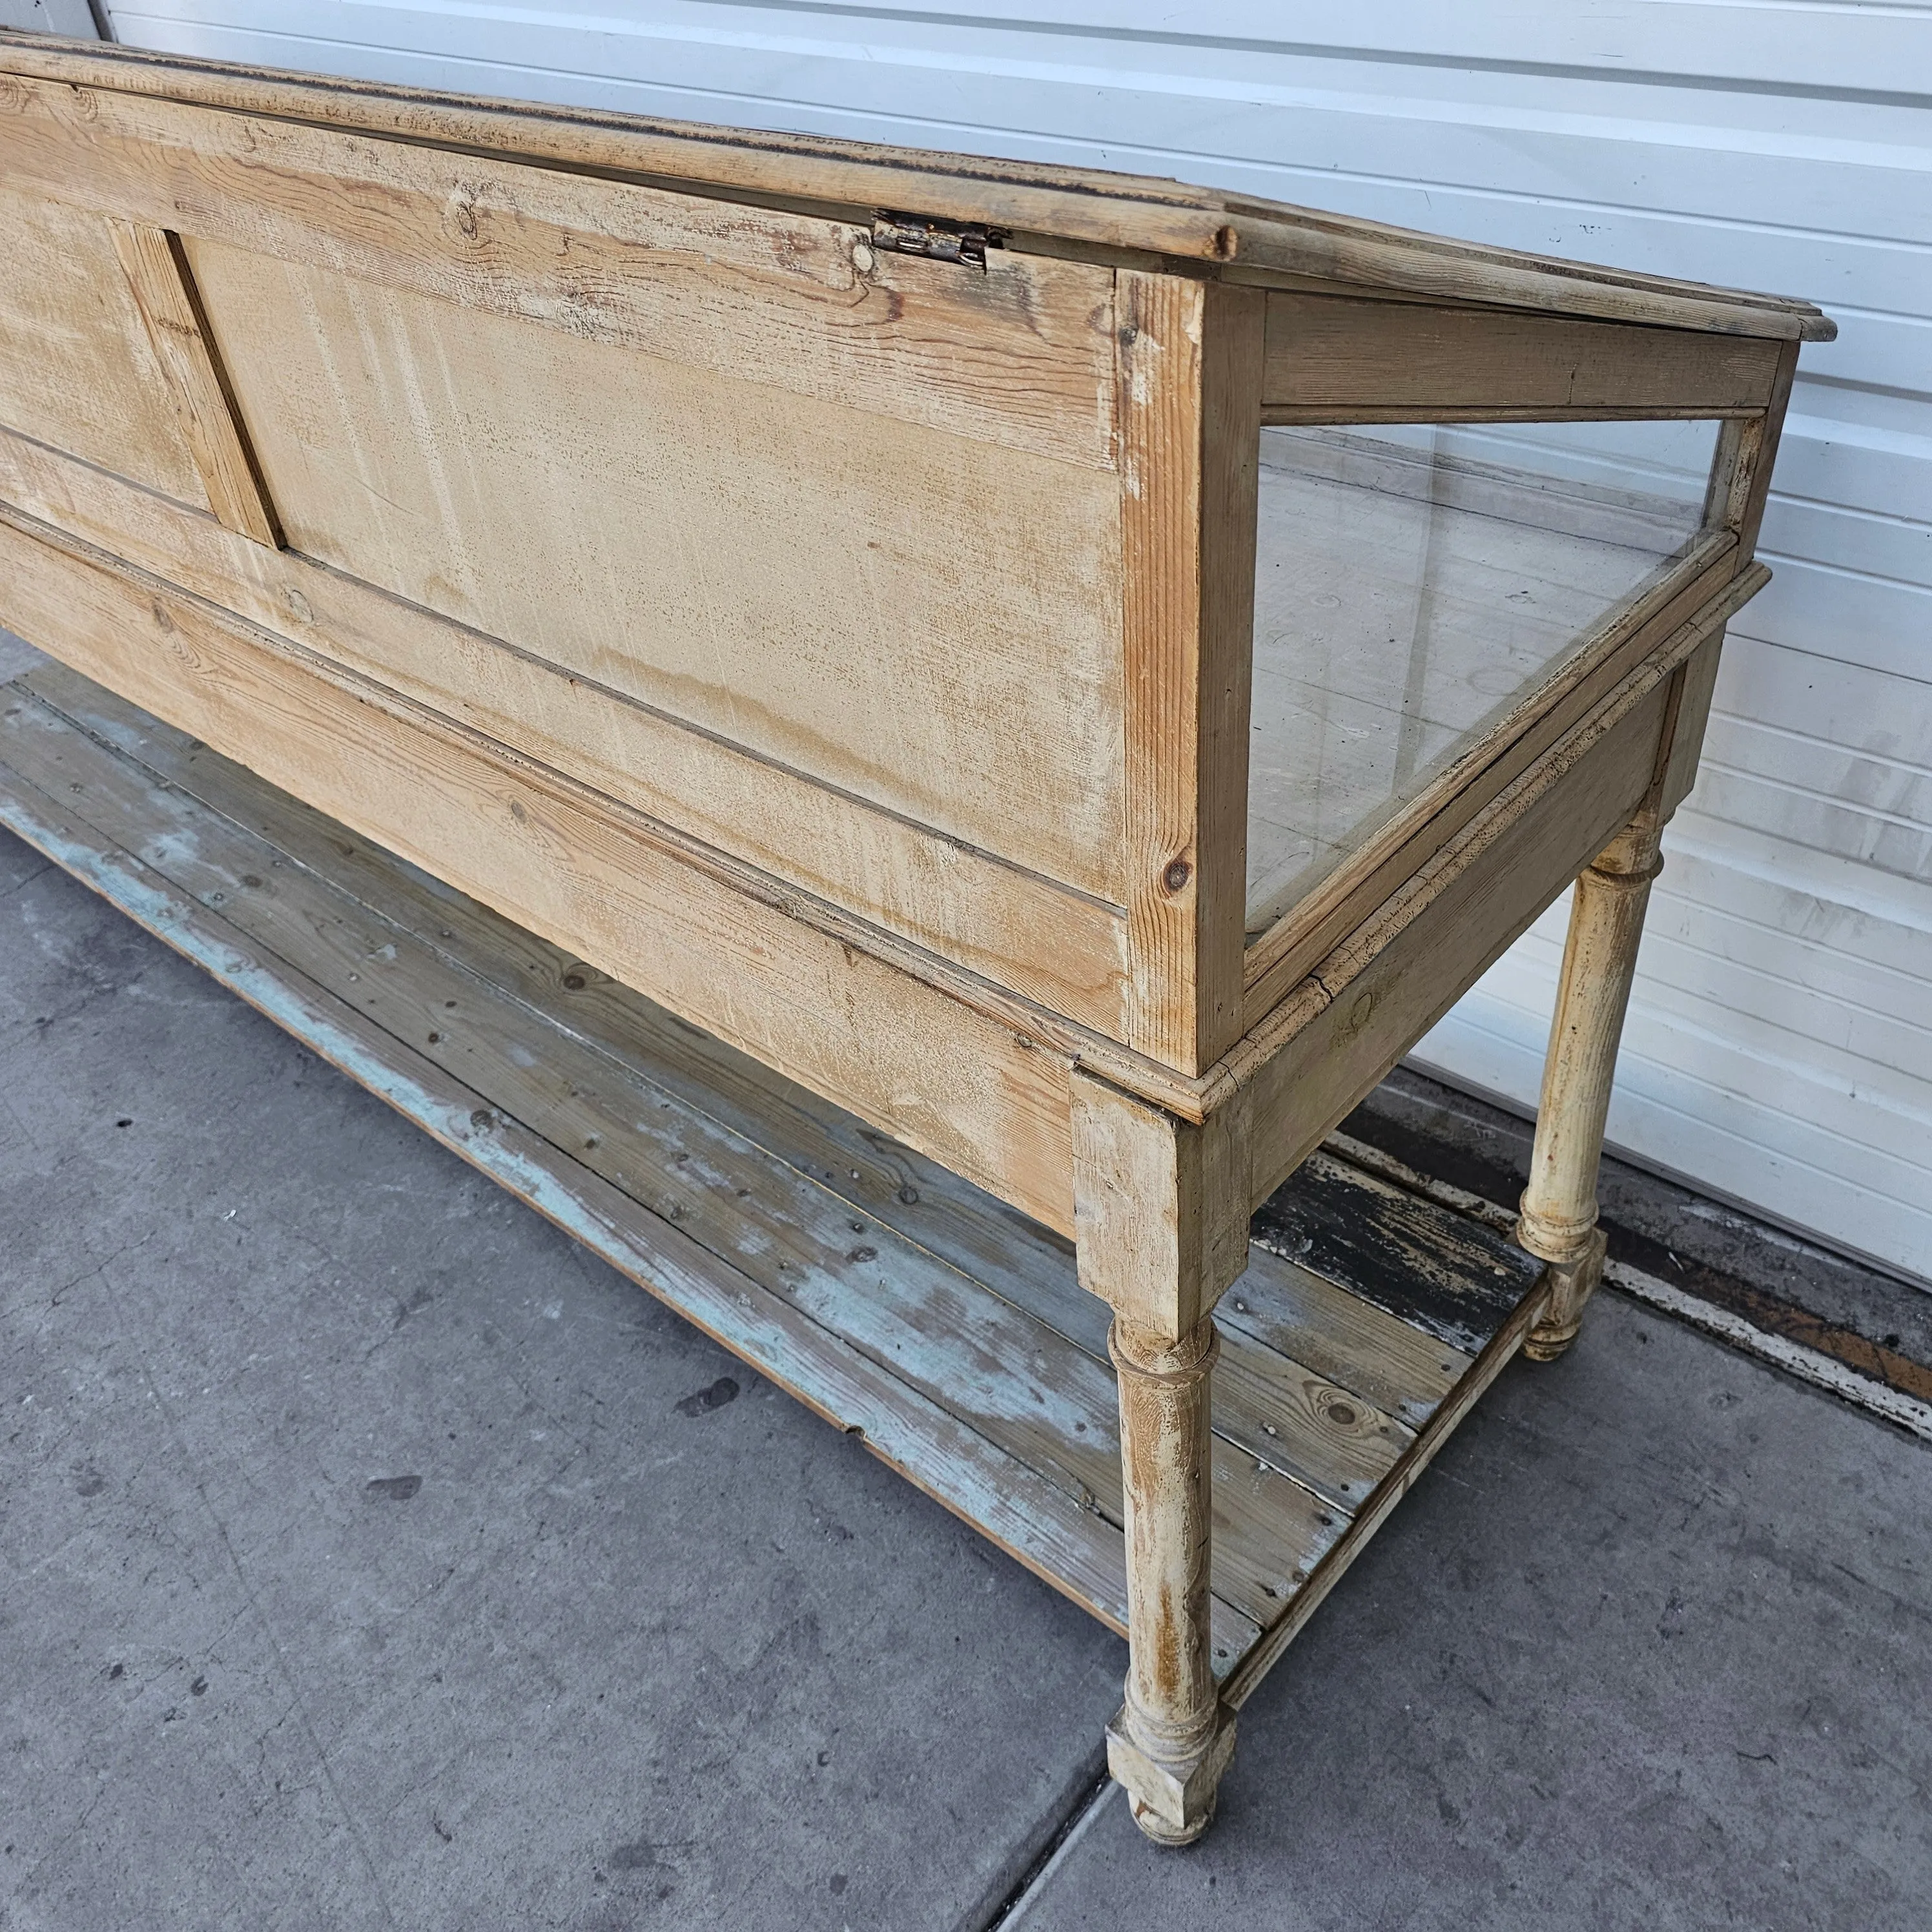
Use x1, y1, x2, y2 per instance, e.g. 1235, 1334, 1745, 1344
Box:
0, 30, 1836, 344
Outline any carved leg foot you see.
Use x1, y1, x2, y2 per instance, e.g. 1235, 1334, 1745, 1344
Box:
1521, 1226, 1608, 1362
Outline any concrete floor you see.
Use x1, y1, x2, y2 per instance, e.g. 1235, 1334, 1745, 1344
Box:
3, 823, 1929, 1931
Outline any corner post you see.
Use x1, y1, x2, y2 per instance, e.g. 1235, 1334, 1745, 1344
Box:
1072, 1068, 1246, 1843
1516, 807, 1664, 1359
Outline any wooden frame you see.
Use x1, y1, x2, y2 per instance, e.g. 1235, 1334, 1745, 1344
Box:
0, 30, 1831, 1844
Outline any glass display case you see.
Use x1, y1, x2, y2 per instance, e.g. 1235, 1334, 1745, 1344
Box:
1249, 418, 1720, 937
0, 30, 1833, 1857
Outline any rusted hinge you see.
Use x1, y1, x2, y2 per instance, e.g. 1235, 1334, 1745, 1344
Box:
870, 211, 1007, 270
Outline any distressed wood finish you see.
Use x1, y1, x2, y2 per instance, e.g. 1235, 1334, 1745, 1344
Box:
0, 663, 1544, 1689
0, 33, 1836, 340
1106, 1313, 1235, 1846
1071, 1070, 1247, 1343
176, 234, 1127, 905
0, 426, 1129, 1031
0, 68, 1121, 471
0, 183, 204, 504
1262, 291, 1785, 421
1117, 274, 1264, 1071
0, 36, 1831, 1847
0, 511, 1084, 1232
106, 220, 280, 546
1517, 807, 1667, 1359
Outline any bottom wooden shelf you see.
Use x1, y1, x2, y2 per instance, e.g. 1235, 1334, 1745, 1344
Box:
0, 660, 1546, 1707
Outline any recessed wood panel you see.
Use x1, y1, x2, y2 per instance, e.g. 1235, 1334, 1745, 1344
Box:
0, 185, 204, 506
0, 424, 1131, 1034
185, 240, 1129, 901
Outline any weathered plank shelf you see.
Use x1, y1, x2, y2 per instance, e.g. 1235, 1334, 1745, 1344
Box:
0, 661, 1541, 1707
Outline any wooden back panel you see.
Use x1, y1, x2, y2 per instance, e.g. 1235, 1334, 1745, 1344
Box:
0, 185, 205, 505
0, 60, 1192, 1054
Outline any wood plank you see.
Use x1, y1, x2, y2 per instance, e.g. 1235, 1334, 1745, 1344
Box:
1219, 1251, 1472, 1433
0, 508, 1084, 1233
1223, 1286, 1544, 1712
1263, 292, 1783, 420
174, 238, 1127, 905
0, 37, 1833, 340
1658, 629, 1725, 819
0, 657, 1576, 1708
1242, 542, 1760, 1027
0, 67, 1120, 471
106, 219, 280, 546
0, 183, 203, 505
0, 724, 1164, 1652
0, 416, 1131, 1033
1116, 274, 1262, 1073
1251, 1153, 1540, 1357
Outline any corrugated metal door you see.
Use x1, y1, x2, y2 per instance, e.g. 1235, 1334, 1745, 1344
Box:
97, 3, 1932, 1284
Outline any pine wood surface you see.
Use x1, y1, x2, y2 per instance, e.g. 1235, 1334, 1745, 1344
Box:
0, 662, 1544, 1698
0, 183, 204, 507
0, 425, 1129, 1034
1261, 292, 1786, 420
106, 220, 280, 547
0, 506, 1085, 1231
176, 233, 1128, 903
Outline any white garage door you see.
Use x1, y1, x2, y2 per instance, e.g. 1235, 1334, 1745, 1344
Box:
95, 3, 1932, 1286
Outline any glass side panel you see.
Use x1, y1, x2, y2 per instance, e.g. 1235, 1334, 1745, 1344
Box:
1247, 419, 1719, 939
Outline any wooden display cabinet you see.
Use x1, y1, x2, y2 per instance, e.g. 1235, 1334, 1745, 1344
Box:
0, 33, 1831, 1844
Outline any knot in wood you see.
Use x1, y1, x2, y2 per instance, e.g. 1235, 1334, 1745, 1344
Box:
1162, 856, 1191, 894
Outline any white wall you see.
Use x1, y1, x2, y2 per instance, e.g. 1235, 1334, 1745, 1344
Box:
99, 3, 1932, 1284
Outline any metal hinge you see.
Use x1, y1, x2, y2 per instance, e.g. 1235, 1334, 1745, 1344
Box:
870, 211, 1007, 270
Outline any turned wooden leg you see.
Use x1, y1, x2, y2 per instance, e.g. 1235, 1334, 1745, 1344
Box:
1106, 1311, 1235, 1844
1517, 808, 1665, 1361
1070, 1069, 1246, 1845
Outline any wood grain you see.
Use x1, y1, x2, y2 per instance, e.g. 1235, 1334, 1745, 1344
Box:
1117, 274, 1264, 1073
0, 677, 1346, 1655
0, 183, 203, 504
0, 662, 1568, 1707
36, 660, 1428, 1530
0, 712, 1158, 1647
107, 220, 280, 546
0, 36, 1834, 340
0, 68, 1120, 471
1071, 1069, 1246, 1342
0, 506, 1083, 1232
1263, 292, 1785, 420
180, 237, 1128, 907
0, 425, 1130, 1033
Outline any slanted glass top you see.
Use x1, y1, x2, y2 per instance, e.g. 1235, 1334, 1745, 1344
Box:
1246, 420, 1718, 940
